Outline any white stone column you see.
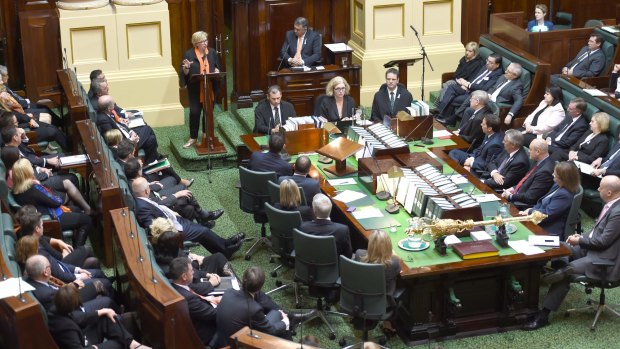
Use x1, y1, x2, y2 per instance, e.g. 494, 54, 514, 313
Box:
58, 1, 184, 126
57, 0, 109, 10
349, 0, 464, 104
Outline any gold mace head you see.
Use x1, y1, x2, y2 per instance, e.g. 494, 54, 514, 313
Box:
529, 211, 548, 224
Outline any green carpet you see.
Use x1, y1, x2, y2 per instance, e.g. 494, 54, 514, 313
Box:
150, 111, 619, 349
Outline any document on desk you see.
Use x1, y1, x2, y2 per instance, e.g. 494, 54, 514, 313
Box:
352, 207, 384, 220
333, 190, 367, 203
583, 89, 607, 97
508, 240, 545, 255
0, 277, 35, 299
432, 130, 452, 139
328, 178, 357, 186
473, 194, 501, 203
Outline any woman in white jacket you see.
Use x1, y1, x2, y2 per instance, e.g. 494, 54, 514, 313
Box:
520, 86, 565, 147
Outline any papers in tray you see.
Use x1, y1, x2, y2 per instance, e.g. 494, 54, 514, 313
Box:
508, 240, 545, 255
59, 154, 89, 166
0, 277, 35, 300
333, 190, 367, 203
473, 194, 501, 203
602, 26, 620, 34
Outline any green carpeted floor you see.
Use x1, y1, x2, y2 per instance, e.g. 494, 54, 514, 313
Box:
149, 109, 620, 348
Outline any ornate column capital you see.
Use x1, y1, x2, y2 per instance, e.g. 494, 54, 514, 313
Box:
112, 0, 164, 5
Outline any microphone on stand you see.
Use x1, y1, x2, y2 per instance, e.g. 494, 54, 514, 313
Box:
399, 114, 434, 145
277, 43, 290, 71
409, 25, 419, 36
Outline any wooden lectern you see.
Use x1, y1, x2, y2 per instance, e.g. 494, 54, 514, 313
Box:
316, 137, 363, 176
190, 72, 227, 155
384, 58, 422, 87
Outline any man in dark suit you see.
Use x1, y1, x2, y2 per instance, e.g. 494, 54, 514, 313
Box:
547, 97, 589, 158
132, 177, 243, 259
169, 257, 219, 346
502, 139, 555, 209
561, 34, 606, 79
96, 95, 161, 165
370, 68, 414, 122
524, 175, 620, 330
432, 54, 503, 125
448, 62, 524, 127
278, 155, 321, 201
253, 85, 297, 134
24, 255, 116, 313
483, 129, 530, 190
300, 194, 352, 257
213, 265, 312, 348
450, 114, 503, 174
248, 133, 293, 177
452, 90, 492, 148
280, 17, 322, 67
581, 134, 620, 190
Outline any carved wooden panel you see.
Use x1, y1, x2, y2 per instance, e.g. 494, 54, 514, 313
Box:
528, 29, 592, 74
19, 8, 62, 102
461, 0, 489, 46
1, 1, 25, 89
231, 0, 350, 107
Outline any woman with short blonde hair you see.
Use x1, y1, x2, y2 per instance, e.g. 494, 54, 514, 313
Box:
318, 76, 357, 121
274, 179, 313, 221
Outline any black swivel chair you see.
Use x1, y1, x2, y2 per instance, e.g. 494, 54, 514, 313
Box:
292, 228, 347, 340
338, 255, 391, 348
563, 185, 584, 239
565, 261, 620, 331
264, 203, 302, 294
238, 166, 277, 260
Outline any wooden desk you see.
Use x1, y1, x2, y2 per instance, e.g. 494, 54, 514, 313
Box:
230, 326, 320, 349
57, 69, 88, 154
240, 126, 570, 345
77, 120, 122, 266
267, 64, 361, 116
110, 208, 205, 349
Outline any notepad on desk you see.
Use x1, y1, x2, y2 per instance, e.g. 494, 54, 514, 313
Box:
59, 154, 89, 166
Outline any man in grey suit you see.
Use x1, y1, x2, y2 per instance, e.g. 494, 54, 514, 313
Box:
524, 175, 620, 330
561, 34, 606, 79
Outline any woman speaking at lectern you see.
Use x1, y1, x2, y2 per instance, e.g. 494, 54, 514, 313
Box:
180, 31, 221, 149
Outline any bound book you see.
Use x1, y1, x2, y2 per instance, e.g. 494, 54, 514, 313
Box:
143, 158, 171, 175
452, 240, 499, 260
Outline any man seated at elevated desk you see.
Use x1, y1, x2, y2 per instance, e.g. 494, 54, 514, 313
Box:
254, 85, 297, 135
371, 68, 413, 122
280, 17, 321, 68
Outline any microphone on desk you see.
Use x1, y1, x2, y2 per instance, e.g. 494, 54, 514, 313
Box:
245, 291, 260, 339
399, 114, 434, 145
409, 25, 419, 36
277, 43, 290, 71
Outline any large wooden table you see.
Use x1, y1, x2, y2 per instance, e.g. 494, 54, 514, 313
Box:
240, 124, 570, 344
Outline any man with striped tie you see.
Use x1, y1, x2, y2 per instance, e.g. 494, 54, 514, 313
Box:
561, 34, 606, 79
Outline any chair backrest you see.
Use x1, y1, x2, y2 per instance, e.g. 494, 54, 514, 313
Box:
1, 213, 21, 276
238, 166, 277, 215
313, 94, 328, 116
339, 255, 387, 321
293, 228, 339, 287
265, 203, 302, 259
565, 185, 584, 238
268, 180, 280, 204
584, 19, 604, 28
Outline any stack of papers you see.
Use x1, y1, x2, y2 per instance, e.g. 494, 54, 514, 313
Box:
508, 240, 545, 255
333, 190, 366, 203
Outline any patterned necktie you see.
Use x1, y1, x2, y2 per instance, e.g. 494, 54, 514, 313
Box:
389, 92, 395, 113
273, 107, 280, 127
294, 36, 303, 60
514, 163, 538, 194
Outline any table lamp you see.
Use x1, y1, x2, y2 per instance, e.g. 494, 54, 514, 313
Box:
385, 165, 404, 214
